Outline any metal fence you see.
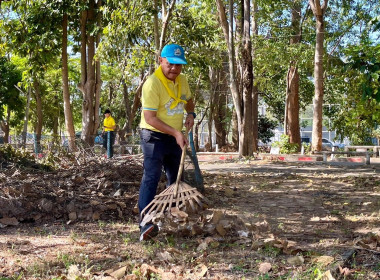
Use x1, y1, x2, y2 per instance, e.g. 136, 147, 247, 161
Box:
1, 133, 141, 157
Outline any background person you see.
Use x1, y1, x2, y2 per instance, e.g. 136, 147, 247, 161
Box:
138, 44, 196, 241
102, 109, 116, 158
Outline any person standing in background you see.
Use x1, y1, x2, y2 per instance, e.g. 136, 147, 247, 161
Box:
102, 109, 116, 158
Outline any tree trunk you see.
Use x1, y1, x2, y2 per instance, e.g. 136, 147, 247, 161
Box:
207, 116, 213, 152
215, 0, 243, 156
119, 73, 148, 142
241, 0, 254, 155
22, 87, 31, 147
62, 12, 76, 151
309, 0, 328, 152
33, 78, 43, 152
286, 0, 302, 151
213, 73, 227, 148
287, 65, 301, 149
158, 0, 177, 54
0, 109, 10, 144
194, 122, 200, 151
78, 0, 102, 145
94, 0, 102, 136
153, 0, 160, 63
251, 1, 259, 152
207, 67, 218, 152
232, 110, 238, 149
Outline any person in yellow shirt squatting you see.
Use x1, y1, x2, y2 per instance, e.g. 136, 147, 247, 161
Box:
138, 44, 196, 241
102, 109, 116, 158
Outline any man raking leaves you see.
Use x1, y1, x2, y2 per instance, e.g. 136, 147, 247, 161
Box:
138, 44, 202, 241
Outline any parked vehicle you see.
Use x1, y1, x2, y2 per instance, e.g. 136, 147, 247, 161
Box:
301, 137, 344, 150
322, 138, 345, 150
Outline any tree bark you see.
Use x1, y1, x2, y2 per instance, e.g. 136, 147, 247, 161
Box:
33, 78, 43, 152
285, 0, 302, 151
213, 69, 227, 148
78, 0, 102, 145
159, 0, 177, 54
215, 0, 243, 156
62, 12, 76, 151
153, 0, 160, 63
241, 0, 254, 155
22, 87, 31, 147
309, 0, 328, 152
119, 73, 148, 143
0, 109, 10, 144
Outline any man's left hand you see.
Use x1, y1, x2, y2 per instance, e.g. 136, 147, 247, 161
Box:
185, 114, 194, 129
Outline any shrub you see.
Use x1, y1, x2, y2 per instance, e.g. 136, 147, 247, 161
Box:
272, 135, 299, 154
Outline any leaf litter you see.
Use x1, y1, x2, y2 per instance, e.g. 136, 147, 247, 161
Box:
0, 156, 379, 279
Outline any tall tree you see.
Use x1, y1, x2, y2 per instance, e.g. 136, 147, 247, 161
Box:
61, 7, 76, 150
0, 57, 23, 143
2, 0, 61, 149
215, 0, 256, 157
285, 0, 302, 150
78, 0, 103, 144
309, 0, 328, 151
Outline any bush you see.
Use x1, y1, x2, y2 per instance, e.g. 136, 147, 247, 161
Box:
272, 135, 299, 154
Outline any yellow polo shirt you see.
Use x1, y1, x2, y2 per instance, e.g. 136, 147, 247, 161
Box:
140, 73, 191, 132
104, 116, 116, 132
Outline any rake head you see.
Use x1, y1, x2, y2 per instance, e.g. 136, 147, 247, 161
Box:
140, 181, 205, 227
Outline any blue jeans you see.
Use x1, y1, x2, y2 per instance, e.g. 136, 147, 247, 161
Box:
138, 129, 182, 215
103, 131, 115, 157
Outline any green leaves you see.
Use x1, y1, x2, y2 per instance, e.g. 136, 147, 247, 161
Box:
344, 43, 380, 102
0, 57, 23, 121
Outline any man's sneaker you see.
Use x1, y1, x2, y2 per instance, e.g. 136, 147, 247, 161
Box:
139, 224, 159, 241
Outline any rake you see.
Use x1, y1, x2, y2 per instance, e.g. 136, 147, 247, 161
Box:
140, 130, 205, 226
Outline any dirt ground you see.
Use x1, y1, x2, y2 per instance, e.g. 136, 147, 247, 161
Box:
0, 155, 379, 279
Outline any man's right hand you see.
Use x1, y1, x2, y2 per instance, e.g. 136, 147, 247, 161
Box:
174, 130, 188, 149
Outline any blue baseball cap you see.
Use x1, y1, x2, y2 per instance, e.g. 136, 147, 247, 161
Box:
160, 44, 187, 65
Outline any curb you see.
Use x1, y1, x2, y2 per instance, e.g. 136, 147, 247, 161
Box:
196, 152, 380, 164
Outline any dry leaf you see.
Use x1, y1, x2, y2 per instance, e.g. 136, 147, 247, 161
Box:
339, 266, 353, 276
258, 262, 272, 274
197, 242, 208, 251
211, 210, 224, 224
140, 264, 162, 277
0, 217, 19, 226
321, 270, 335, 280
67, 265, 81, 280
287, 256, 304, 266
224, 188, 234, 197
216, 224, 226, 236
110, 266, 127, 279
161, 272, 176, 280
157, 251, 173, 262
170, 207, 188, 221
194, 264, 208, 279
312, 256, 334, 266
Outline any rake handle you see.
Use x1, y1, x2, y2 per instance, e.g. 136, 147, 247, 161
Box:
174, 129, 188, 198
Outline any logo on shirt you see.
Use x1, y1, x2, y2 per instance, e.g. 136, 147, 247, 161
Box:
165, 98, 185, 116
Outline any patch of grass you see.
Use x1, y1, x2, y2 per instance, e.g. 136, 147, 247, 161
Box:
257, 274, 271, 280
143, 240, 163, 257
0, 273, 24, 280
98, 220, 107, 228
259, 244, 281, 258
121, 233, 132, 245
165, 235, 175, 247
57, 252, 78, 269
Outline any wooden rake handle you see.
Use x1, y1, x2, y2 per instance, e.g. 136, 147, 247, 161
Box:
173, 129, 189, 198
